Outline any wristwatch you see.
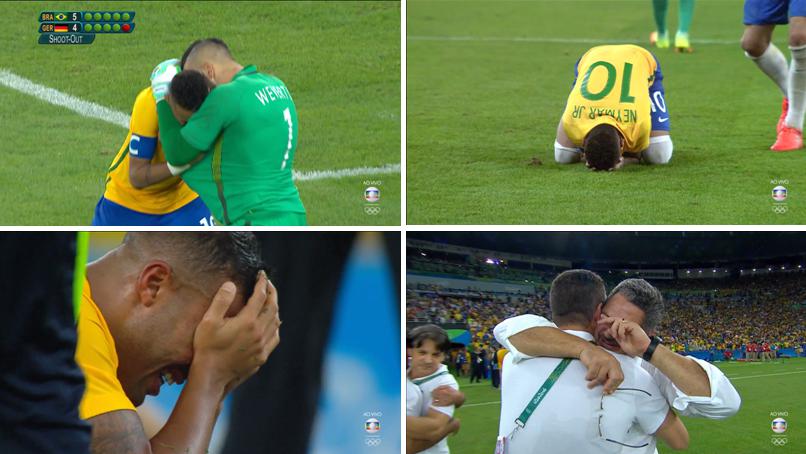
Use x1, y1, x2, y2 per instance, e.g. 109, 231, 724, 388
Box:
642, 336, 662, 362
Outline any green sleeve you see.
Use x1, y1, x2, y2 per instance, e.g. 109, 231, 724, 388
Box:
180, 88, 236, 151
156, 100, 205, 165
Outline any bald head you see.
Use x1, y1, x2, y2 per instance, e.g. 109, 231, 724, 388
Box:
186, 40, 233, 67
181, 38, 242, 84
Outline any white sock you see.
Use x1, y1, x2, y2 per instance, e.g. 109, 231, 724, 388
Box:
786, 44, 806, 129
644, 135, 673, 164
746, 43, 789, 97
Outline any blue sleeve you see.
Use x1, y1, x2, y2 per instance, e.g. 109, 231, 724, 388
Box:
128, 134, 157, 160
649, 53, 670, 132
571, 57, 581, 88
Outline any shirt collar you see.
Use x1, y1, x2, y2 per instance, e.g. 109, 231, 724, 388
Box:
407, 363, 447, 381
232, 65, 258, 81
563, 329, 595, 342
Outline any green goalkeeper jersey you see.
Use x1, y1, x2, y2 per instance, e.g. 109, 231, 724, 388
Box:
157, 65, 306, 226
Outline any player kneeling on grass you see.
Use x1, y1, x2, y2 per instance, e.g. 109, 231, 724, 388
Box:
151, 38, 307, 226
553, 44, 674, 171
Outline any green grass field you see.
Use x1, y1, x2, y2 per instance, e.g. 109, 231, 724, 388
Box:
446, 358, 804, 453
407, 0, 806, 224
0, 1, 400, 225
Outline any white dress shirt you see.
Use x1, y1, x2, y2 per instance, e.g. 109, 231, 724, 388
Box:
498, 329, 669, 454
494, 314, 742, 420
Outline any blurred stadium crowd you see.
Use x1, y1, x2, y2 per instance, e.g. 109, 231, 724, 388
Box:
407, 261, 806, 367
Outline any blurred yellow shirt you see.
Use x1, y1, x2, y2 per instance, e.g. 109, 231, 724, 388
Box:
496, 348, 508, 370
76, 279, 135, 419
102, 87, 199, 214
561, 45, 657, 152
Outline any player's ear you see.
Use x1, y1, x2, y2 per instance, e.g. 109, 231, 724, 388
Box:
594, 302, 603, 320
204, 63, 216, 83
136, 261, 172, 308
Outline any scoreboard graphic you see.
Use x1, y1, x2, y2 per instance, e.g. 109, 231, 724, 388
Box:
39, 11, 135, 45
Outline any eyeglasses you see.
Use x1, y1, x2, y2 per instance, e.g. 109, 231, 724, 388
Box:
597, 388, 651, 449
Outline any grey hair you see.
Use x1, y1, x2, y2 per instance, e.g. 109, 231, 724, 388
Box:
608, 278, 664, 331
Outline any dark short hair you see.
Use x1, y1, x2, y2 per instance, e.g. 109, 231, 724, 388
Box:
407, 324, 451, 353
123, 232, 264, 297
583, 123, 622, 170
607, 279, 665, 331
549, 269, 606, 325
170, 70, 213, 112
180, 37, 232, 68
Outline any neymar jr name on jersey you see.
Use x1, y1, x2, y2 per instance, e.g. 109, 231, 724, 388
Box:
254, 85, 292, 106
570, 104, 638, 123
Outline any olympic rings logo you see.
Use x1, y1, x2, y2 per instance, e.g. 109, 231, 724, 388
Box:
772, 437, 788, 446
365, 438, 382, 447
773, 205, 788, 214
365, 206, 381, 215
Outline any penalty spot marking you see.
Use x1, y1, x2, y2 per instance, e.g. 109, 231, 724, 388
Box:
0, 68, 399, 183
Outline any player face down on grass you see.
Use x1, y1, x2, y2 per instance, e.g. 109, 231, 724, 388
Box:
583, 123, 625, 171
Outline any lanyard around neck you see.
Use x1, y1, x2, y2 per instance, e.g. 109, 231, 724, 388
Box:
514, 358, 572, 429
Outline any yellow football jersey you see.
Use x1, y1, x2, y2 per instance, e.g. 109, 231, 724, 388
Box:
561, 45, 657, 153
76, 279, 135, 419
102, 87, 199, 214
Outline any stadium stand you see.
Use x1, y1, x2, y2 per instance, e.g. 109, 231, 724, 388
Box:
407, 239, 806, 367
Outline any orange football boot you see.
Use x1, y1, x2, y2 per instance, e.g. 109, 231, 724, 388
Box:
771, 125, 803, 152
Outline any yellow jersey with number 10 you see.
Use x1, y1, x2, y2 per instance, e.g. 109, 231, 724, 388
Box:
561, 45, 657, 153
102, 87, 199, 214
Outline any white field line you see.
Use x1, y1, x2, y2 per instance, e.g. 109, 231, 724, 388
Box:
408, 35, 738, 46
727, 370, 806, 380
0, 68, 131, 128
459, 370, 806, 409
293, 163, 400, 181
0, 69, 399, 182
463, 400, 501, 408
